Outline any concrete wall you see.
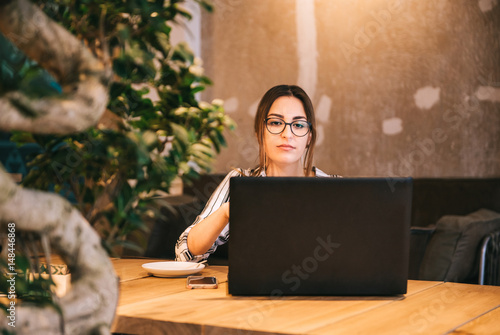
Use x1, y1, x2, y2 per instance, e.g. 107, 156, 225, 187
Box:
199, 0, 500, 177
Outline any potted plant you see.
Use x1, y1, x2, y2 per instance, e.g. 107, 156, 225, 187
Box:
5, 0, 235, 256
0, 1, 234, 332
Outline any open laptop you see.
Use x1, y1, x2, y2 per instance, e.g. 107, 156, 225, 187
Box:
228, 177, 412, 296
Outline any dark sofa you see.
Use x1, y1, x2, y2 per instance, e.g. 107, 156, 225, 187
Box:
409, 178, 500, 284
145, 175, 500, 282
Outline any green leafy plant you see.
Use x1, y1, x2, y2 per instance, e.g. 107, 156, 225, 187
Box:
4, 0, 235, 255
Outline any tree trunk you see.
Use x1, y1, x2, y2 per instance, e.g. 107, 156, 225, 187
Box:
0, 0, 118, 334
0, 0, 111, 134
0, 166, 119, 334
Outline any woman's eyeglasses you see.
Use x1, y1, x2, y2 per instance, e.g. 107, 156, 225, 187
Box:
265, 118, 311, 137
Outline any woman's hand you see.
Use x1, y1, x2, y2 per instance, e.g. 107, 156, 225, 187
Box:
187, 202, 230, 256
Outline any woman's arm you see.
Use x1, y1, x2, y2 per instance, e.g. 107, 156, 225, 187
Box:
187, 202, 229, 255
175, 170, 240, 262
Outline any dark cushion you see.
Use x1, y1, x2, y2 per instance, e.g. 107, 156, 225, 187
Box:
419, 208, 500, 283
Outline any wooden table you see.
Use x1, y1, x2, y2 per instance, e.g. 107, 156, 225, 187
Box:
111, 258, 500, 335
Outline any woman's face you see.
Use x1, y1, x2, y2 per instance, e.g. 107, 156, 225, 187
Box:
263, 96, 311, 170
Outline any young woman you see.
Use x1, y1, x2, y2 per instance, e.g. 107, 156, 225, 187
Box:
175, 84, 338, 262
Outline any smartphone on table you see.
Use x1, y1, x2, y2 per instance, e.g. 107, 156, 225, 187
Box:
186, 276, 218, 289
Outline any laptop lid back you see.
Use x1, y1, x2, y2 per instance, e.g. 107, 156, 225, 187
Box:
228, 177, 412, 296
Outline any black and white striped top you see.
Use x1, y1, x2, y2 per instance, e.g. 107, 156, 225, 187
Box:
175, 167, 338, 262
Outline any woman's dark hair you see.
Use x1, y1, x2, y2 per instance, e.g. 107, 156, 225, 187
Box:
252, 84, 317, 176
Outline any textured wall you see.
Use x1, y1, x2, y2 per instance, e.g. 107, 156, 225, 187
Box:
200, 0, 500, 177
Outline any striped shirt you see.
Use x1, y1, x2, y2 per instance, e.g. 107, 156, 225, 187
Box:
174, 167, 337, 262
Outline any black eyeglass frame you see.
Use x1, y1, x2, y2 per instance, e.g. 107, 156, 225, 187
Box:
264, 117, 312, 137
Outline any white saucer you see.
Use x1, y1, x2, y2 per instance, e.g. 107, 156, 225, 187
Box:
142, 261, 205, 277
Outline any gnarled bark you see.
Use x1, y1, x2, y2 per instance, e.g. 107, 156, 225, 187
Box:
0, 166, 119, 334
0, 0, 111, 134
0, 0, 118, 334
